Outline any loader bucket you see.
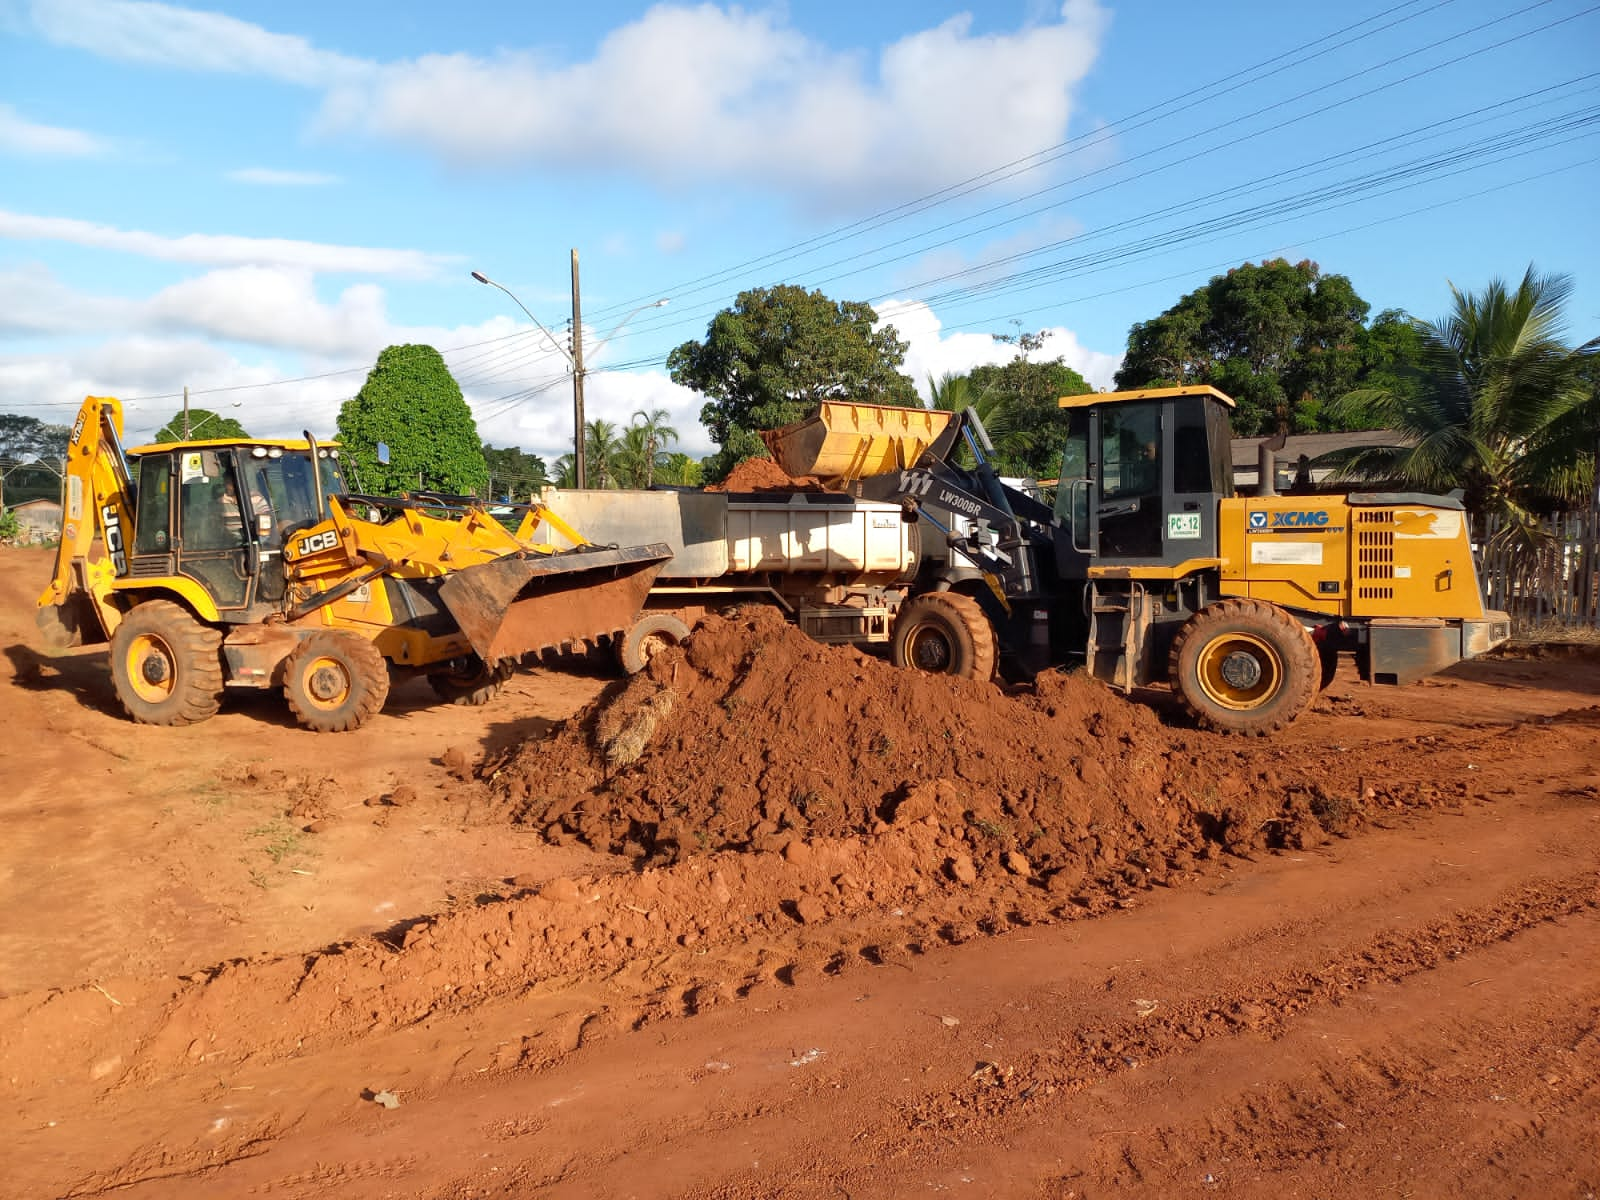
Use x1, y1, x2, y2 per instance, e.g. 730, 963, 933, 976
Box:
437, 542, 673, 665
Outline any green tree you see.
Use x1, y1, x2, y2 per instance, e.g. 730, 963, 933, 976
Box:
551, 453, 577, 488
668, 285, 917, 481
337, 344, 488, 496
1115, 259, 1372, 436
584, 419, 622, 489
481, 443, 549, 500
630, 407, 678, 489
0, 414, 70, 460
938, 330, 1092, 478
656, 451, 703, 487
153, 408, 250, 443
1329, 266, 1599, 547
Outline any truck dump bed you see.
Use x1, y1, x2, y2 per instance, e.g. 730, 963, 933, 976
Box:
535, 489, 916, 585
760, 401, 950, 483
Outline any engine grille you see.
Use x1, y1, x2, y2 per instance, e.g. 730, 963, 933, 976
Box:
1355, 509, 1394, 601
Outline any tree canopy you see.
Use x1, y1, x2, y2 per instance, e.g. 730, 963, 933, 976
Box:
927, 330, 1092, 479
0, 414, 70, 461
481, 443, 549, 501
668, 285, 917, 480
153, 407, 250, 443
337, 344, 488, 496
1114, 259, 1373, 435
1328, 266, 1599, 545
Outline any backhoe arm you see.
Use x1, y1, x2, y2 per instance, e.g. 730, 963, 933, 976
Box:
36, 395, 137, 648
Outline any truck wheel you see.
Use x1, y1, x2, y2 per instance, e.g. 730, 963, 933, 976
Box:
1169, 598, 1317, 734
428, 654, 513, 705
109, 599, 224, 725
283, 630, 390, 732
616, 613, 692, 674
890, 593, 996, 681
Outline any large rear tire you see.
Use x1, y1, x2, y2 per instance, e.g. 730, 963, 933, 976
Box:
1169, 598, 1317, 734
890, 592, 996, 681
283, 630, 390, 732
428, 654, 513, 706
615, 613, 692, 675
108, 599, 224, 725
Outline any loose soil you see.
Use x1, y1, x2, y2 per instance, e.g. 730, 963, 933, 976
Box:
1, 544, 1597, 1199
706, 456, 826, 493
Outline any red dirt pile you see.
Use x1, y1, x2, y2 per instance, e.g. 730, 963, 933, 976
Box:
706, 456, 826, 492
490, 607, 1222, 888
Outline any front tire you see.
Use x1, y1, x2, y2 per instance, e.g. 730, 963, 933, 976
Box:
428, 654, 513, 706
283, 630, 390, 732
108, 599, 224, 725
1169, 598, 1317, 734
890, 592, 996, 681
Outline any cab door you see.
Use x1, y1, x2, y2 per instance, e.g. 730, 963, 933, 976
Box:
175, 449, 255, 612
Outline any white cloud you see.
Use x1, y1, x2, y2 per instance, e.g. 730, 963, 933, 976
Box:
226, 166, 339, 186
0, 103, 110, 157
27, 1, 1108, 205
317, 2, 1107, 203
879, 298, 1121, 394
655, 230, 686, 255
29, 0, 368, 85
0, 209, 452, 276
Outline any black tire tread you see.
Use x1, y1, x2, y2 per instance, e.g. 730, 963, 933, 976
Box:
108, 599, 224, 726
1168, 597, 1317, 735
283, 630, 390, 732
891, 592, 997, 682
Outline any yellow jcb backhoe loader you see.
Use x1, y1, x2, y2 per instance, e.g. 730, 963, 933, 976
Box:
36, 395, 671, 731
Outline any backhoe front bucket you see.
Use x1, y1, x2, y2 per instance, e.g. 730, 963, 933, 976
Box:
438, 542, 673, 665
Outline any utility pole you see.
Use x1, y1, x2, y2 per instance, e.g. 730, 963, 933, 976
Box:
182, 385, 191, 439
571, 248, 587, 489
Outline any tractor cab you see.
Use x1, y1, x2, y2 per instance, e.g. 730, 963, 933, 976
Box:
1051, 385, 1235, 578
125, 440, 349, 615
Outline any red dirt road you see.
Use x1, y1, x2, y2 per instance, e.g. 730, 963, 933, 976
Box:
1, 545, 1597, 1199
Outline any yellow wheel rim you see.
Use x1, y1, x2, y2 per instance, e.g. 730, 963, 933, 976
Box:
1196, 632, 1282, 710
300, 655, 353, 711
126, 633, 179, 704
905, 626, 955, 673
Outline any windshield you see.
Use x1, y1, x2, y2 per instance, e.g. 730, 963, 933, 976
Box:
240, 449, 349, 532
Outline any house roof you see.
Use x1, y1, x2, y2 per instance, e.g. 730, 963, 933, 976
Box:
1230, 429, 1407, 468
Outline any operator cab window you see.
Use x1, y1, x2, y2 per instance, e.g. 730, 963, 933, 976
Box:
178, 450, 248, 552
1098, 401, 1163, 558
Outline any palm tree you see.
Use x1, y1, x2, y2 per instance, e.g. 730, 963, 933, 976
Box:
584, 419, 622, 489
1330, 266, 1598, 549
551, 453, 576, 489
631, 408, 679, 489
614, 425, 652, 489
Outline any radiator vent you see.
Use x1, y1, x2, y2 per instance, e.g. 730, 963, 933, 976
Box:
1356, 508, 1395, 584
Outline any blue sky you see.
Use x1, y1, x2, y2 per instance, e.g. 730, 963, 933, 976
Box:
2, 0, 1596, 467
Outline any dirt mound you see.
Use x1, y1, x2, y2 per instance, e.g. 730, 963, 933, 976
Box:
707, 455, 826, 493
489, 608, 1224, 886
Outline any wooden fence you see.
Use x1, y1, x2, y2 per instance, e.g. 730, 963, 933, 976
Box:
1479, 508, 1600, 630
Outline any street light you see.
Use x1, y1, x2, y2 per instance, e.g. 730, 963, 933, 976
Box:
470, 271, 575, 367
186, 401, 244, 439
471, 267, 667, 488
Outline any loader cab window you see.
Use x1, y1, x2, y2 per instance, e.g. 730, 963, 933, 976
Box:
1172, 393, 1235, 498
1052, 409, 1091, 537
133, 455, 173, 555
1098, 401, 1163, 558
179, 450, 248, 552
245, 448, 350, 542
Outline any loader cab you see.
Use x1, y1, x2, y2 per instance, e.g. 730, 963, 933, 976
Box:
125, 441, 348, 614
1051, 386, 1234, 578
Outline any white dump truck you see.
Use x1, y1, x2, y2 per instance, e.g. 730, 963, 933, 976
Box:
535, 487, 921, 672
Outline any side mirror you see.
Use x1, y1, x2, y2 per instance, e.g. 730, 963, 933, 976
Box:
377, 442, 391, 466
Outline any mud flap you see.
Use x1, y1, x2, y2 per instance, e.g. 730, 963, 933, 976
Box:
438, 542, 673, 665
